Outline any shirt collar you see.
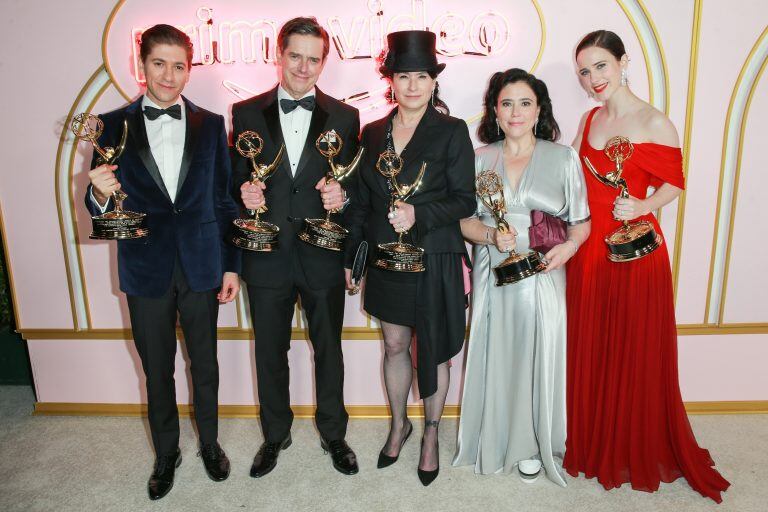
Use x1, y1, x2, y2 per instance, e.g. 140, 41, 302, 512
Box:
142, 95, 185, 120
277, 85, 316, 102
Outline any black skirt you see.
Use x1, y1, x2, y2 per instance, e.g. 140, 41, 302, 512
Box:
364, 252, 467, 398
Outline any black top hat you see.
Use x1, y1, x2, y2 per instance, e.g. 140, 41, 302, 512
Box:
379, 30, 446, 76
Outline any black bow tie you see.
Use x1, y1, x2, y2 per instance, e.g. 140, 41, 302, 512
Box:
280, 96, 316, 113
143, 104, 182, 120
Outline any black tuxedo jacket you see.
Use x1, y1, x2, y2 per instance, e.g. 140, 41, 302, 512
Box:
84, 96, 241, 297
231, 86, 360, 289
344, 106, 476, 268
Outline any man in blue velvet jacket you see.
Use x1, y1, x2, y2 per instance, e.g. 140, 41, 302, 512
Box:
84, 24, 240, 500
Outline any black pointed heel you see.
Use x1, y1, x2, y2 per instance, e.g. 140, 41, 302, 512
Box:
417, 437, 439, 486
377, 420, 413, 469
417, 419, 440, 486
417, 465, 439, 486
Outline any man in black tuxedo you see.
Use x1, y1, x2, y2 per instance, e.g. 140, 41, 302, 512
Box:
85, 24, 240, 500
231, 17, 360, 477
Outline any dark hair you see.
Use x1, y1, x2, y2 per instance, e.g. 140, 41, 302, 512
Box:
575, 30, 626, 61
383, 70, 450, 115
477, 68, 560, 144
139, 24, 193, 66
278, 17, 330, 60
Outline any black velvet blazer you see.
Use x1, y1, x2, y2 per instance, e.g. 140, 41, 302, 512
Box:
85, 96, 241, 297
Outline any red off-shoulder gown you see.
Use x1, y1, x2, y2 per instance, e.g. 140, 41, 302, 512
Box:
564, 107, 730, 503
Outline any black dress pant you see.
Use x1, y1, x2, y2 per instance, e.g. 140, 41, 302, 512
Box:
247, 253, 348, 443
127, 261, 220, 456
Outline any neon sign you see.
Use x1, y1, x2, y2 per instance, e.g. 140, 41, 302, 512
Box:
129, 1, 511, 83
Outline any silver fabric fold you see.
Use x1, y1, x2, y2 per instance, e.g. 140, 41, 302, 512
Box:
453, 140, 588, 486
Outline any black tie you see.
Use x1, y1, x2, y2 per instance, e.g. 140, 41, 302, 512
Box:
279, 96, 316, 113
143, 104, 182, 120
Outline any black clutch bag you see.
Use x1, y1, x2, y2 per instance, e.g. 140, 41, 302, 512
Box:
349, 241, 368, 295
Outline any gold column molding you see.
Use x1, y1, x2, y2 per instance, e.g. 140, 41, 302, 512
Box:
704, 25, 768, 327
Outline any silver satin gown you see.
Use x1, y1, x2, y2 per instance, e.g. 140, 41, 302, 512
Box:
452, 140, 590, 486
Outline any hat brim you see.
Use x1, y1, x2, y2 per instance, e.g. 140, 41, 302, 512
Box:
379, 62, 446, 76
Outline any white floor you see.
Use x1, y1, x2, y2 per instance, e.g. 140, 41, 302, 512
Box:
0, 386, 763, 512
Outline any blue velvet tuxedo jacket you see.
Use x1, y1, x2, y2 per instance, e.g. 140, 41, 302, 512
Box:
85, 96, 241, 297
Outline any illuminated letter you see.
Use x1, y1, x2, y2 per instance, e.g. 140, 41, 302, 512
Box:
195, 7, 216, 65
432, 12, 465, 57
387, 0, 427, 33
469, 11, 510, 56
328, 16, 370, 59
218, 20, 277, 64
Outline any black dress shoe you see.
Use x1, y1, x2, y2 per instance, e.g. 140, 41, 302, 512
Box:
199, 442, 230, 481
321, 438, 359, 475
250, 435, 292, 478
377, 420, 413, 469
148, 448, 182, 500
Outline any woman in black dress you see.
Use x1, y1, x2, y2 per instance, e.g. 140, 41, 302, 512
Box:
344, 30, 475, 486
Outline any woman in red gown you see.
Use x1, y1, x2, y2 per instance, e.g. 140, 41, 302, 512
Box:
564, 30, 730, 503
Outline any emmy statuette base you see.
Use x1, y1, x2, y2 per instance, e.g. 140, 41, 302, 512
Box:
374, 242, 425, 273
89, 211, 149, 240
231, 218, 280, 252
494, 251, 546, 286
298, 218, 348, 252
605, 220, 663, 262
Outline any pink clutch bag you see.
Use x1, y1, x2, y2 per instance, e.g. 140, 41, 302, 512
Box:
528, 210, 567, 254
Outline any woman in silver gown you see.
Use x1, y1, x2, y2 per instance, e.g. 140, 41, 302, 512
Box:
452, 68, 591, 485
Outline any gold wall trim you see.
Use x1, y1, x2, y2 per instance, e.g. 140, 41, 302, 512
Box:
672, 0, 702, 301
20, 323, 768, 340
705, 26, 768, 324
0, 202, 21, 328
716, 49, 768, 324
20, 327, 385, 341
684, 401, 768, 415
529, 0, 546, 74
101, 0, 131, 102
637, 0, 671, 113
33, 401, 765, 418
69, 78, 114, 330
55, 66, 107, 331
677, 323, 768, 335
616, 0, 670, 114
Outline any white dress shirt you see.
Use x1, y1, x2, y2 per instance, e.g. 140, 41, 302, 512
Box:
277, 85, 315, 176
91, 95, 186, 211
143, 95, 186, 202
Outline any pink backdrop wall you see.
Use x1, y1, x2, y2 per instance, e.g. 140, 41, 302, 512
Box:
1, 0, 766, 408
